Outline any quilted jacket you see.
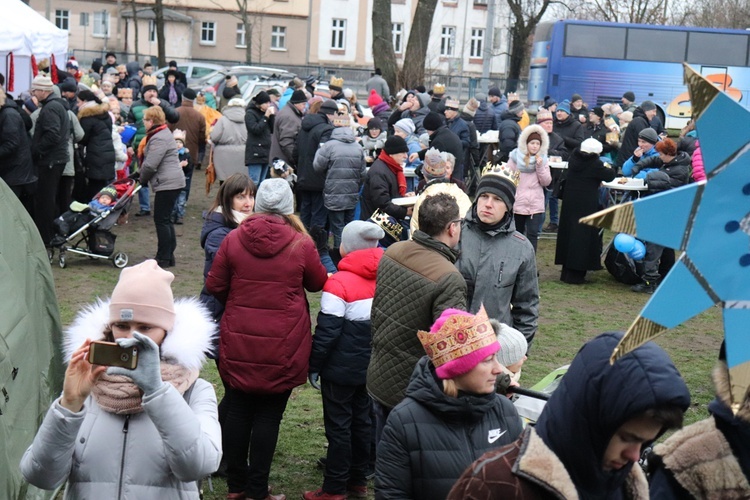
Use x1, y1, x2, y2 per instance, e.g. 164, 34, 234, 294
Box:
366, 230, 467, 409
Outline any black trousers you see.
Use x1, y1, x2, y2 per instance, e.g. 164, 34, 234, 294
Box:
321, 381, 372, 493
57, 175, 75, 215
9, 181, 37, 219
224, 387, 292, 498
33, 162, 65, 246
153, 189, 180, 265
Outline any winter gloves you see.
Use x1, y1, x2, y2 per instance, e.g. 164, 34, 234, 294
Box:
108, 332, 164, 396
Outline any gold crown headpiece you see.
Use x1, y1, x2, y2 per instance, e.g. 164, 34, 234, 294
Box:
142, 75, 158, 87
368, 209, 402, 242
433, 83, 446, 94
481, 162, 520, 186
329, 76, 344, 89
417, 305, 497, 370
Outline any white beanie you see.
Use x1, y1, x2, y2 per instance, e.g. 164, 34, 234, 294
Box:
580, 137, 603, 155
31, 75, 54, 92
341, 221, 384, 254
491, 319, 528, 367
255, 178, 294, 215
394, 118, 416, 136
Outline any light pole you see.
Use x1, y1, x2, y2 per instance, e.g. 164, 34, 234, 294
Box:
481, 0, 496, 93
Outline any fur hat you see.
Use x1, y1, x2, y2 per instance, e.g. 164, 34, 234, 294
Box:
580, 137, 603, 155
367, 89, 384, 108
182, 88, 197, 101
490, 320, 528, 368
290, 89, 308, 104
519, 125, 548, 156
418, 306, 500, 379
341, 220, 384, 254
423, 148, 447, 180
638, 127, 659, 145
622, 91, 636, 102
423, 111, 444, 131
393, 118, 415, 136
172, 128, 186, 142
109, 260, 176, 332
508, 100, 525, 115
31, 75, 54, 92
477, 165, 519, 210
227, 97, 246, 108
463, 98, 479, 116
383, 136, 409, 155
255, 178, 294, 215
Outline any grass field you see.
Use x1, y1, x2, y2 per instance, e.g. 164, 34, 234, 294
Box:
50, 168, 723, 499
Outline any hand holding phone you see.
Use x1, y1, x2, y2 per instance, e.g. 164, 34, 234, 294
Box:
61, 339, 108, 412
88, 340, 139, 368
106, 332, 164, 396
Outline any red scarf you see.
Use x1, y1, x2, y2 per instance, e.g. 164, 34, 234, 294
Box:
138, 123, 168, 165
378, 150, 407, 196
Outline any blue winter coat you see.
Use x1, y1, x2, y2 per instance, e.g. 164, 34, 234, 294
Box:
535, 331, 690, 499
200, 210, 233, 326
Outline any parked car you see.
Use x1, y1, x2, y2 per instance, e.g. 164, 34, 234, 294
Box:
240, 78, 288, 104
216, 68, 296, 99
153, 62, 225, 88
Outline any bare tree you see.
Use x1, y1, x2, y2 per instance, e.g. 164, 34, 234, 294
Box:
371, 0, 399, 93
505, 0, 562, 91
682, 0, 750, 28
131, 0, 139, 61
153, 0, 166, 66
400, 0, 440, 89
210, 0, 259, 64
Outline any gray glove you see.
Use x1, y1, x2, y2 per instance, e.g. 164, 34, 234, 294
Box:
108, 332, 164, 396
308, 372, 321, 390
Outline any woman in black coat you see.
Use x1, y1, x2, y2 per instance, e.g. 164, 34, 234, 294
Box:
158, 70, 186, 108
77, 90, 115, 199
555, 138, 616, 284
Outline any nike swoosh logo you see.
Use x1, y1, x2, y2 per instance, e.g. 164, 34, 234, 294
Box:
488, 430, 507, 443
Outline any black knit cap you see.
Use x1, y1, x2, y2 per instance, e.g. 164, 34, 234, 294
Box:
290, 89, 307, 104
591, 106, 604, 119
477, 173, 516, 210
253, 91, 271, 105
182, 88, 197, 101
383, 136, 409, 155
423, 111, 444, 131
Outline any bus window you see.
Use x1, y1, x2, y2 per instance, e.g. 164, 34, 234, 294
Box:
564, 25, 626, 59
687, 32, 748, 67
627, 29, 686, 63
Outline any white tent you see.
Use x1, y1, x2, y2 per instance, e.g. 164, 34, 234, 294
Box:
0, 0, 68, 94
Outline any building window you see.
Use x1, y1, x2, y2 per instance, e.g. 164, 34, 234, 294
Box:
331, 19, 346, 50
201, 21, 216, 45
392, 23, 404, 54
271, 26, 286, 50
470, 28, 484, 58
236, 23, 246, 47
440, 26, 456, 56
55, 9, 69, 31
93, 11, 110, 38
148, 20, 156, 42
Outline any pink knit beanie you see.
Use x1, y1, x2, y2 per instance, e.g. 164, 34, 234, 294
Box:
109, 260, 176, 331
418, 306, 500, 379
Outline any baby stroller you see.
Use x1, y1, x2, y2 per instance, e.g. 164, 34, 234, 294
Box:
50, 178, 140, 269
511, 365, 569, 425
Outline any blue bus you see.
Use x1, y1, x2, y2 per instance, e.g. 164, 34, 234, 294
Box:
528, 20, 749, 129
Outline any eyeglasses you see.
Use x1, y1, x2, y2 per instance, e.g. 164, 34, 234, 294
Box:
446, 218, 464, 229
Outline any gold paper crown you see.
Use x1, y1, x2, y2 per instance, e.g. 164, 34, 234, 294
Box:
172, 128, 186, 142
329, 76, 344, 88
433, 83, 446, 94
142, 75, 158, 87
117, 88, 133, 99
332, 114, 351, 127
481, 162, 521, 186
417, 305, 496, 368
368, 209, 402, 242
445, 99, 460, 110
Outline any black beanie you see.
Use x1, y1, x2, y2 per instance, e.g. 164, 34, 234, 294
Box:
477, 173, 516, 210
423, 111, 444, 131
290, 89, 307, 104
383, 136, 409, 155
592, 106, 604, 119
623, 91, 636, 102
253, 91, 271, 105
182, 88, 197, 101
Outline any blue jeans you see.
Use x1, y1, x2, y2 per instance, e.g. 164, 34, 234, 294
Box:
540, 188, 558, 231
247, 163, 269, 186
328, 209, 355, 250
138, 185, 151, 213
172, 172, 193, 220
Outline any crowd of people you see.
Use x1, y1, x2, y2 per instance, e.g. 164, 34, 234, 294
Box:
8, 56, 742, 500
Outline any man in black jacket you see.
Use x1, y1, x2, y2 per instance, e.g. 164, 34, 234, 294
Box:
30, 75, 70, 249
538, 110, 568, 232
0, 88, 35, 215
411, 112, 463, 178
496, 100, 524, 162
553, 99, 584, 153
584, 106, 616, 157
616, 100, 658, 168
295, 99, 337, 229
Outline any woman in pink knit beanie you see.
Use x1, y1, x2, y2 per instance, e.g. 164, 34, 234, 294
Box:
375, 306, 524, 500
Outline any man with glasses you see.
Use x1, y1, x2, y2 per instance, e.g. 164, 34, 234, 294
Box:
367, 192, 467, 444
29, 75, 70, 252
456, 167, 539, 348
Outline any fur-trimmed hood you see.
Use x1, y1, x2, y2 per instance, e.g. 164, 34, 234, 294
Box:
77, 101, 110, 119
64, 297, 217, 372
713, 360, 750, 422
517, 124, 549, 156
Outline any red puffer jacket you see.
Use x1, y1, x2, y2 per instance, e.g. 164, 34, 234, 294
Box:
206, 214, 328, 394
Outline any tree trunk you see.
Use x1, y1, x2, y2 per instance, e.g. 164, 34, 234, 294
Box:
399, 0, 439, 89
154, 0, 166, 67
371, 0, 398, 94
244, 19, 252, 63
131, 0, 139, 61
505, 0, 554, 92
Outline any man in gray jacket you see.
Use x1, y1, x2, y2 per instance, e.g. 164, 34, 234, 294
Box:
270, 89, 306, 169
365, 68, 390, 101
456, 169, 539, 346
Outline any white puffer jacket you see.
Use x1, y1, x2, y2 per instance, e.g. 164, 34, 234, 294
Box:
20, 298, 222, 499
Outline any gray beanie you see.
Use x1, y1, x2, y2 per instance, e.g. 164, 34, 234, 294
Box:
490, 319, 528, 367
341, 221, 384, 254
640, 100, 656, 112
508, 100, 525, 115
254, 178, 294, 215
638, 127, 659, 145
